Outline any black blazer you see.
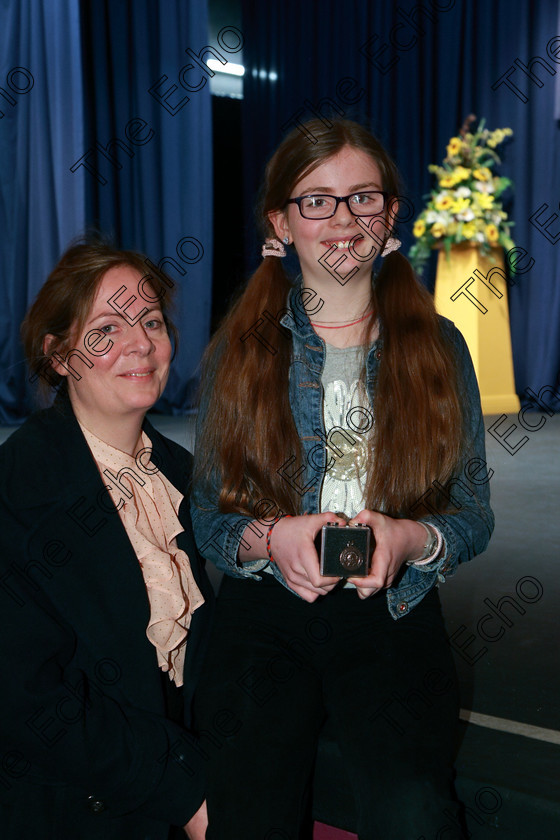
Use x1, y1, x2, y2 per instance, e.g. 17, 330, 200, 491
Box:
0, 397, 214, 840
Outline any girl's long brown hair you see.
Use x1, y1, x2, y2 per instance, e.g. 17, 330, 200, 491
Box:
195, 119, 464, 518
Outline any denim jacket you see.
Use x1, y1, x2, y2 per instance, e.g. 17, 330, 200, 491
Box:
191, 282, 494, 619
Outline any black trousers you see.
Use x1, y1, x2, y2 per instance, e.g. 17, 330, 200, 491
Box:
193, 575, 466, 840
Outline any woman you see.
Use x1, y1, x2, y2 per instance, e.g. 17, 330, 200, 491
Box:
0, 241, 212, 840
191, 119, 494, 839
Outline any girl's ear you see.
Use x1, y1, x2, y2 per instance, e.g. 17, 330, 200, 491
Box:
42, 334, 69, 376
387, 197, 399, 234
267, 210, 291, 244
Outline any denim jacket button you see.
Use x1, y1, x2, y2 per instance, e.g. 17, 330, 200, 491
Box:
397, 601, 408, 614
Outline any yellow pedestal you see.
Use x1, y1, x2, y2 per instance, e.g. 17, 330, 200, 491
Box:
434, 245, 520, 415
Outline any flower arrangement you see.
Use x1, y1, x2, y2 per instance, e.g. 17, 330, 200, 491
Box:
408, 116, 515, 274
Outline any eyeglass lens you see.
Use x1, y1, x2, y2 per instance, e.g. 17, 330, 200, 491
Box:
299, 192, 385, 218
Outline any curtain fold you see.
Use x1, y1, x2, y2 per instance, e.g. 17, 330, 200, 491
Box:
241, 0, 560, 410
79, 0, 213, 414
0, 0, 85, 423
0, 0, 213, 422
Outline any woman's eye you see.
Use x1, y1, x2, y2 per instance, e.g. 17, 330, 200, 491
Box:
144, 318, 163, 330
100, 324, 117, 334
352, 193, 370, 205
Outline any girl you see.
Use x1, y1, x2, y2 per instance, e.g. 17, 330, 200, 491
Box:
191, 119, 493, 839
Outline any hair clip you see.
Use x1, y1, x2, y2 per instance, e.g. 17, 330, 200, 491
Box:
262, 238, 287, 258
380, 236, 401, 257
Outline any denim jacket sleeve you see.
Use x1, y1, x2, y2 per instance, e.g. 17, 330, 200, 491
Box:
190, 487, 271, 579
385, 318, 494, 618
406, 318, 494, 582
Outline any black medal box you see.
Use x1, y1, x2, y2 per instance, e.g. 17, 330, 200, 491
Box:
316, 522, 373, 578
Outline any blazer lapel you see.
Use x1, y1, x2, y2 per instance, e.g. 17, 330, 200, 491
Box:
24, 404, 163, 710
16, 398, 212, 712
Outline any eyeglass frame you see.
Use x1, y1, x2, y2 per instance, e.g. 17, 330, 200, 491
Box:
284, 190, 389, 220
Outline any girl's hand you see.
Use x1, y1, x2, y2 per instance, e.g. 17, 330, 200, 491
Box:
269, 512, 347, 602
347, 510, 429, 599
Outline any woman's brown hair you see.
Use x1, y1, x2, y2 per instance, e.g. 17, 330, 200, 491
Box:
195, 119, 464, 518
22, 237, 177, 403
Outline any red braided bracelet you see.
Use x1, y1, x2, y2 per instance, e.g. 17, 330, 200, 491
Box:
266, 515, 292, 564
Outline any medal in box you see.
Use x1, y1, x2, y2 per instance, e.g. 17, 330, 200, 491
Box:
315, 522, 373, 578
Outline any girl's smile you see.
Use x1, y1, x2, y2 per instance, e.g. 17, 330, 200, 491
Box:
269, 145, 391, 285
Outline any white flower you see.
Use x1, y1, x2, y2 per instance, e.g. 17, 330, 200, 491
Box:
426, 211, 438, 224
475, 232, 485, 243
455, 186, 472, 198
491, 213, 502, 225
475, 181, 495, 194
456, 208, 475, 221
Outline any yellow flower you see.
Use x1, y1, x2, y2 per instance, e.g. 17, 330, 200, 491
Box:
485, 224, 499, 243
462, 222, 476, 239
452, 166, 470, 184
491, 129, 505, 145
450, 197, 470, 214
413, 219, 426, 238
439, 175, 455, 188
473, 167, 492, 181
476, 193, 494, 210
435, 194, 453, 211
447, 137, 463, 157
431, 222, 446, 238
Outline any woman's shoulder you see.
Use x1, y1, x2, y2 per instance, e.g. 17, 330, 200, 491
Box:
0, 405, 70, 459
0, 405, 80, 503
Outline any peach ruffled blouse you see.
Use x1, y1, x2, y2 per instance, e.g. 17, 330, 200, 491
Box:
79, 422, 204, 687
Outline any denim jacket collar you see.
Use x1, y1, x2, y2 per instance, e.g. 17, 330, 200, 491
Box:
279, 279, 383, 383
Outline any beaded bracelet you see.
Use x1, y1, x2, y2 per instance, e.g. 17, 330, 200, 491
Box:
266, 515, 292, 564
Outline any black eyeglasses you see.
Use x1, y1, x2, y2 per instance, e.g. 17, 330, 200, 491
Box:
285, 191, 388, 220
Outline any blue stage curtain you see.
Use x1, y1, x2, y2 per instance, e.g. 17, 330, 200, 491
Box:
79, 0, 213, 414
0, 0, 85, 423
241, 0, 560, 410
0, 0, 212, 423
